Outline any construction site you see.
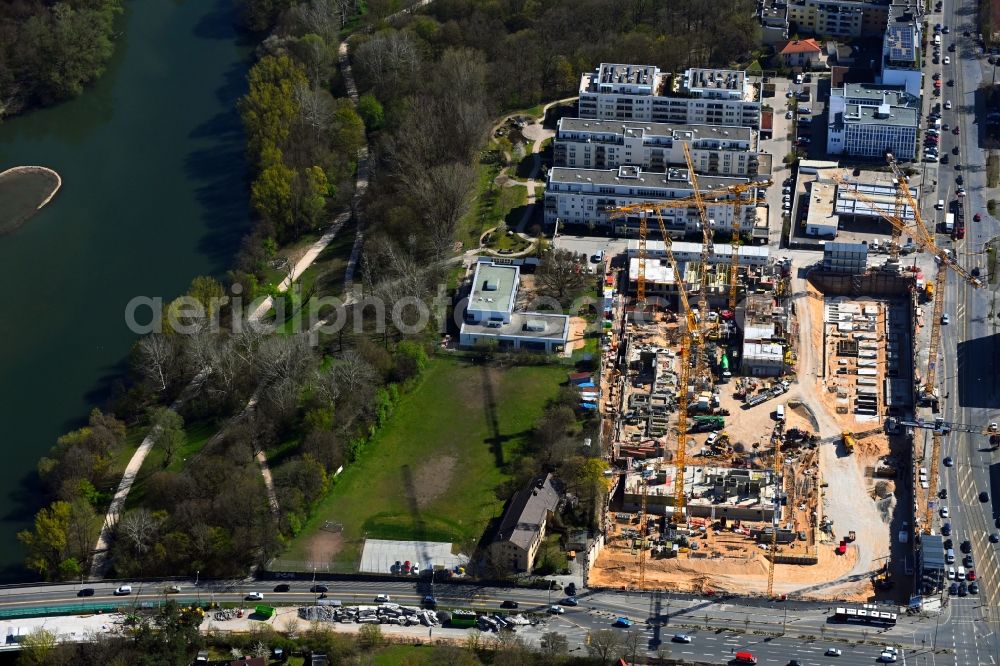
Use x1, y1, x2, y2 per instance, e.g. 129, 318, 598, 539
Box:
589, 154, 977, 601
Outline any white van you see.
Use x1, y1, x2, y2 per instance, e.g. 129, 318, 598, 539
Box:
776, 404, 786, 421
946, 548, 956, 564
936, 199, 945, 210
957, 566, 966, 580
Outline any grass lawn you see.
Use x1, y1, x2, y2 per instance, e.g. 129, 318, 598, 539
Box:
373, 644, 440, 665
988, 151, 999, 188
281, 357, 567, 570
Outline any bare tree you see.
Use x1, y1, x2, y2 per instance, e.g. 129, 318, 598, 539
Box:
353, 30, 420, 93
586, 629, 625, 663
134, 334, 175, 392
536, 249, 588, 304
539, 631, 569, 661
294, 83, 335, 142
119, 508, 162, 556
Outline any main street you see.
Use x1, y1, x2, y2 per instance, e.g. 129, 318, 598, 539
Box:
0, 577, 948, 664
928, 0, 1000, 665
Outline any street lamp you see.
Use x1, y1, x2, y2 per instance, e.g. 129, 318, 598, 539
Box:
195, 570, 200, 605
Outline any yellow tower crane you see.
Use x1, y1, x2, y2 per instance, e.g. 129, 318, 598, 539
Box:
832, 159, 982, 533
609, 204, 695, 526
766, 422, 785, 598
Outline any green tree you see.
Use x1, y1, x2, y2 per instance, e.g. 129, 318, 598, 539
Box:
358, 623, 384, 649
291, 165, 329, 232
148, 407, 186, 469
330, 99, 365, 157
236, 0, 292, 32
358, 93, 384, 131
18, 501, 71, 580
187, 276, 226, 320
17, 628, 57, 666
251, 160, 295, 237
239, 54, 307, 160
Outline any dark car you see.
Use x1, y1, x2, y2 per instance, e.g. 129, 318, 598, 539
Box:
965, 554, 975, 567
953, 146, 961, 155
973, 267, 982, 278
962, 540, 972, 553
788, 661, 803, 666
959, 583, 968, 596
563, 597, 579, 606
990, 533, 999, 543
940, 154, 950, 164
981, 491, 991, 503
943, 523, 952, 536
274, 583, 290, 592
500, 600, 519, 609
939, 488, 948, 499
422, 595, 437, 609
77, 588, 95, 597
310, 585, 329, 593
975, 213, 982, 222
945, 538, 954, 550
956, 175, 964, 185
950, 582, 959, 595
944, 456, 954, 467
970, 582, 979, 594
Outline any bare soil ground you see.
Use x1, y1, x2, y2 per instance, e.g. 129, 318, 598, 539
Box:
411, 456, 457, 509
304, 530, 344, 568
589, 533, 857, 595
566, 316, 589, 353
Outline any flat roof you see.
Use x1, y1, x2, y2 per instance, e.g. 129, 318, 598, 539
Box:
548, 166, 748, 190
461, 311, 569, 341
683, 68, 748, 93
597, 63, 658, 87
469, 262, 517, 315
834, 177, 918, 219
843, 102, 918, 127
744, 341, 784, 360
626, 240, 769, 261
557, 118, 753, 142
806, 181, 838, 231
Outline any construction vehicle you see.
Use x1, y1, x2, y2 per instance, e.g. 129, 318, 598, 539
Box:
834, 154, 983, 535
846, 530, 857, 543
842, 431, 857, 453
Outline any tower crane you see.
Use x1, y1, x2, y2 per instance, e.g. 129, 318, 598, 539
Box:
766, 421, 785, 598
832, 157, 982, 533
608, 205, 695, 526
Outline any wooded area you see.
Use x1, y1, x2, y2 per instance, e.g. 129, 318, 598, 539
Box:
0, 0, 122, 117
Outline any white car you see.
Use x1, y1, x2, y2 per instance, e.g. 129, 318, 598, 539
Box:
548, 605, 565, 614
782, 202, 791, 210
375, 594, 391, 602
245, 592, 264, 601
945, 100, 953, 109
948, 566, 957, 579
944, 56, 951, 64
941, 506, 950, 518
114, 585, 132, 596
825, 647, 842, 656
880, 652, 898, 663
785, 111, 794, 119
706, 433, 719, 446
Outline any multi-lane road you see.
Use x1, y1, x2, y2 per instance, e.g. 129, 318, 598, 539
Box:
930, 0, 1000, 665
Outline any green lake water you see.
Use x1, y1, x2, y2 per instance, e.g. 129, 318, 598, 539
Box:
0, 0, 251, 579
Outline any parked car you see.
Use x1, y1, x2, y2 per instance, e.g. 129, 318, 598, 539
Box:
945, 100, 953, 109
990, 533, 999, 543
981, 491, 991, 502
950, 582, 959, 595
944, 56, 951, 64
970, 582, 979, 594
962, 540, 972, 553
941, 506, 950, 518
975, 213, 982, 222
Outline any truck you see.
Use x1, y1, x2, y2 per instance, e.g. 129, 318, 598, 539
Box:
842, 431, 857, 453
924, 282, 935, 300
944, 212, 955, 233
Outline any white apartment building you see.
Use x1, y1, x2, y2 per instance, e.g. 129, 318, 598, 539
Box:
577, 64, 761, 129
544, 165, 755, 236
786, 0, 890, 37
827, 84, 919, 159
553, 118, 765, 177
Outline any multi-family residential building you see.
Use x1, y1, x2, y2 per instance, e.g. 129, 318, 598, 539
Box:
879, 4, 922, 95
553, 118, 767, 177
544, 165, 755, 235
778, 38, 824, 68
786, 0, 890, 38
759, 0, 791, 44
577, 64, 761, 129
459, 261, 569, 353
487, 474, 561, 573
826, 84, 919, 159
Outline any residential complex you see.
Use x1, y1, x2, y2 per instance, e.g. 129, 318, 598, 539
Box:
827, 84, 919, 159
487, 474, 562, 573
543, 165, 755, 234
786, 0, 891, 38
578, 63, 761, 129
553, 118, 768, 177
879, 5, 923, 95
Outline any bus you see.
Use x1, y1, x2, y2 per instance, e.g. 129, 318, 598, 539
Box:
833, 605, 898, 627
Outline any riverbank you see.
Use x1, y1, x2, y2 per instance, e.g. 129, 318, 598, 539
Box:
0, 166, 62, 235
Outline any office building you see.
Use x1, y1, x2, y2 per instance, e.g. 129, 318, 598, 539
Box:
827, 84, 919, 159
